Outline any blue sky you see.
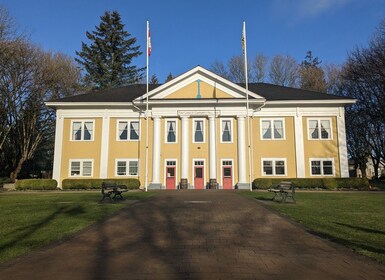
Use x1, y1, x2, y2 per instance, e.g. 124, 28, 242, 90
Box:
2, 0, 385, 82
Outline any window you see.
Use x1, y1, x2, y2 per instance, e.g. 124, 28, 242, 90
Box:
261, 119, 284, 140
117, 120, 140, 140
262, 159, 286, 176
116, 159, 139, 176
193, 119, 205, 143
221, 119, 232, 143
222, 160, 232, 166
166, 160, 176, 166
166, 120, 177, 143
308, 119, 332, 140
70, 160, 93, 177
310, 159, 334, 176
71, 121, 94, 141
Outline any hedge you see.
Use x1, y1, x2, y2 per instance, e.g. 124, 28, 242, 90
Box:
62, 178, 141, 190
252, 178, 370, 190
15, 179, 58, 190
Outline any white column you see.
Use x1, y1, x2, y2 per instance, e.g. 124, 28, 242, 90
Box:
181, 116, 189, 186
150, 116, 161, 188
237, 116, 247, 188
294, 109, 305, 178
338, 107, 349, 177
99, 112, 110, 178
209, 116, 217, 180
52, 110, 64, 189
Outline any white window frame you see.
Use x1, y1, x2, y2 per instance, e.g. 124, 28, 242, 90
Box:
115, 159, 140, 177
69, 159, 94, 177
192, 118, 206, 143
165, 119, 178, 144
307, 118, 333, 140
260, 118, 286, 140
70, 120, 95, 141
309, 158, 335, 176
220, 158, 234, 188
116, 119, 141, 141
220, 118, 233, 143
261, 158, 287, 176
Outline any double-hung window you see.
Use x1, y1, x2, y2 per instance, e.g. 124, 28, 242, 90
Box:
261, 119, 285, 140
193, 119, 205, 143
70, 160, 93, 177
221, 119, 232, 143
116, 159, 139, 176
262, 159, 286, 176
71, 120, 94, 141
308, 119, 332, 140
117, 120, 140, 141
310, 159, 334, 176
166, 120, 177, 143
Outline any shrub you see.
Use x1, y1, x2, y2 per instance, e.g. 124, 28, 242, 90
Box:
252, 177, 370, 190
62, 178, 141, 190
0, 177, 12, 187
15, 179, 57, 190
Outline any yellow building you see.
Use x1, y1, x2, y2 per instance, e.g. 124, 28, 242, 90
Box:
46, 66, 355, 189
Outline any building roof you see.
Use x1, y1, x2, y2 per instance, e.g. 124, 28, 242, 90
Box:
49, 82, 352, 103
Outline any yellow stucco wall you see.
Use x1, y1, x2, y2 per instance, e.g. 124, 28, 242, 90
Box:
61, 118, 102, 179
164, 81, 234, 99
303, 116, 340, 177
252, 117, 297, 178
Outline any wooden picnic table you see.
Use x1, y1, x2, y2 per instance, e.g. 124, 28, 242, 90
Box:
100, 182, 128, 202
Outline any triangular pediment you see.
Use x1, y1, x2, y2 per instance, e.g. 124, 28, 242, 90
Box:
135, 66, 264, 102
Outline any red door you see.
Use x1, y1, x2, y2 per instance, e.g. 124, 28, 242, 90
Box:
166, 167, 176, 190
194, 166, 204, 190
222, 166, 233, 189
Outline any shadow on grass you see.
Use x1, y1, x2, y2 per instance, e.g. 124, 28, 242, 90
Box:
335, 222, 385, 235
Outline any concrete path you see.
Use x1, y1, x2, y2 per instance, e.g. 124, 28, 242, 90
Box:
1, 191, 385, 280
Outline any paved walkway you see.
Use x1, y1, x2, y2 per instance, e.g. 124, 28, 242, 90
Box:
1, 191, 385, 279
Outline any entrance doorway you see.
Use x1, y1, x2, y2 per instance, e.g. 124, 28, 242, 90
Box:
166, 160, 176, 190
194, 160, 205, 189
222, 160, 233, 190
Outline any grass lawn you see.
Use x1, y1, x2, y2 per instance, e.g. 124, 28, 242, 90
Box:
0, 191, 154, 263
240, 191, 385, 264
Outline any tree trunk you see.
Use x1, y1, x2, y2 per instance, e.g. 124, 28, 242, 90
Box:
9, 156, 26, 182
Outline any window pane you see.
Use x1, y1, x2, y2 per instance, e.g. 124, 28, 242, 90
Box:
224, 167, 231, 177
167, 121, 176, 142
82, 161, 92, 176
275, 160, 285, 175
117, 161, 126, 175
311, 161, 321, 175
263, 161, 273, 175
309, 120, 319, 139
84, 122, 93, 140
119, 122, 128, 140
320, 120, 330, 139
323, 160, 333, 175
262, 120, 271, 139
130, 121, 139, 140
71, 162, 80, 176
222, 120, 231, 142
273, 120, 283, 139
194, 121, 204, 142
129, 161, 138, 175
72, 122, 82, 140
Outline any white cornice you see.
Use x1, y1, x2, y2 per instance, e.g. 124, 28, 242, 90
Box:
265, 99, 356, 105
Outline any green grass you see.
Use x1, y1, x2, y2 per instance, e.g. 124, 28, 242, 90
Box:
240, 191, 385, 264
0, 191, 154, 263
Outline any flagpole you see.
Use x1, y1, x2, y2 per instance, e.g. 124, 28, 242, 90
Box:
144, 20, 150, 192
243, 21, 252, 192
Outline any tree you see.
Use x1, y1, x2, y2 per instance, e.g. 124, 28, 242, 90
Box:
0, 40, 81, 181
210, 60, 230, 80
299, 51, 327, 92
75, 11, 143, 90
252, 54, 268, 82
269, 54, 298, 87
149, 74, 159, 84
165, 72, 174, 82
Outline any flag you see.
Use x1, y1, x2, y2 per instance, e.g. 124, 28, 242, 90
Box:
241, 23, 246, 54
147, 27, 152, 57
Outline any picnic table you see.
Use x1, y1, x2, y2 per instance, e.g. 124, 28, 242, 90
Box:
268, 181, 296, 203
100, 182, 128, 202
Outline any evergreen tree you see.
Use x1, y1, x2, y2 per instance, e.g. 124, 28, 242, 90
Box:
150, 74, 159, 84
165, 72, 174, 82
299, 51, 326, 92
76, 11, 143, 90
